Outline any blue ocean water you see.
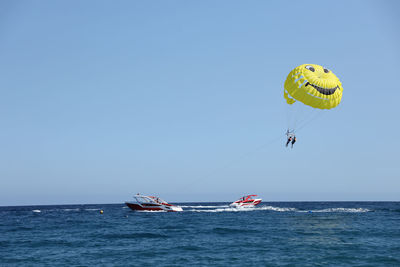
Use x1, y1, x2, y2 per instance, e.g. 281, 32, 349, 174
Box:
1, 202, 399, 266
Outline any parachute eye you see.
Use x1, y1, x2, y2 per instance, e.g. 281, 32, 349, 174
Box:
324, 68, 330, 73
305, 65, 315, 72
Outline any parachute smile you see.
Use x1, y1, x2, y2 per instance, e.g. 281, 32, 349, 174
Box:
305, 82, 338, 95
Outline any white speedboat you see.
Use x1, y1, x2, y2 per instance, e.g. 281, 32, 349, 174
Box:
125, 194, 183, 212
230, 195, 262, 208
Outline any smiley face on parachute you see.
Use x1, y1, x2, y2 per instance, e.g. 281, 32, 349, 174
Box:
284, 64, 343, 109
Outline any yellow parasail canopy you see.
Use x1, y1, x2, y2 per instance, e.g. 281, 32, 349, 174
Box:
284, 64, 343, 109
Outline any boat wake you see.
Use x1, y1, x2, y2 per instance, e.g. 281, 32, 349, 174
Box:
302, 208, 370, 213
26, 204, 370, 214
184, 205, 370, 213
180, 205, 229, 209
189, 207, 257, 213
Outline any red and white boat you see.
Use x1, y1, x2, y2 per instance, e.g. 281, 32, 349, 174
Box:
125, 194, 183, 212
230, 195, 262, 208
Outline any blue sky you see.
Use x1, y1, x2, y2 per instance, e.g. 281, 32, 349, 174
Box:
1, 1, 399, 205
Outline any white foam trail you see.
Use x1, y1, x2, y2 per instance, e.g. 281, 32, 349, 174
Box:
63, 208, 80, 211
258, 206, 297, 212
306, 208, 370, 213
32, 209, 41, 213
184, 205, 370, 213
180, 205, 229, 208
84, 208, 101, 211
190, 205, 297, 213
188, 206, 262, 213
189, 208, 254, 213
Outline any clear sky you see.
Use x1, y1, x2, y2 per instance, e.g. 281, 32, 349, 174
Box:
1, 0, 399, 205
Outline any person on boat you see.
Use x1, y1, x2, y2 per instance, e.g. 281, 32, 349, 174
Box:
286, 136, 292, 147
291, 136, 296, 148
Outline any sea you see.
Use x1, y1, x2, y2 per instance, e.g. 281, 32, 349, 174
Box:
1, 202, 399, 266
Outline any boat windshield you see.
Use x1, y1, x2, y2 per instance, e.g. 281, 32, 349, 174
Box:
135, 196, 155, 204
134, 195, 168, 204
149, 196, 167, 204
242, 195, 257, 201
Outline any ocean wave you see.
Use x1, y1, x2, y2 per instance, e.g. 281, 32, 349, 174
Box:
135, 210, 167, 213
103, 233, 169, 239
32, 209, 41, 213
174, 245, 204, 251
213, 227, 261, 234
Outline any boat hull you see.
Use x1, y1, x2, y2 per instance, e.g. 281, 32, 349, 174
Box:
230, 199, 262, 208
125, 202, 182, 212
